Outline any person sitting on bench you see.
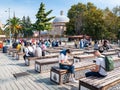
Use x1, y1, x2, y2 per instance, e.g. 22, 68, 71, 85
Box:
85, 50, 107, 77
23, 42, 34, 60
59, 49, 78, 83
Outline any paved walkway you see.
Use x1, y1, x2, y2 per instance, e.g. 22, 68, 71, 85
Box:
0, 52, 79, 90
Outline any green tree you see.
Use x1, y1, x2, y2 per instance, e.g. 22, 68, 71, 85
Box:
102, 8, 119, 40
34, 2, 55, 38
84, 2, 104, 40
112, 6, 120, 40
66, 3, 86, 35
21, 16, 33, 38
66, 2, 104, 40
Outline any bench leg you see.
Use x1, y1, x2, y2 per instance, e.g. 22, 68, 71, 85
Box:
50, 70, 60, 84
25, 58, 29, 66
8, 51, 11, 55
8, 51, 10, 55
73, 58, 80, 63
12, 52, 14, 57
35, 63, 40, 73
16, 54, 19, 60
79, 80, 81, 90
18, 55, 20, 60
79, 85, 81, 90
16, 54, 20, 60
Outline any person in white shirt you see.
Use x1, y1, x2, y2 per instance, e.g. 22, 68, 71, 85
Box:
85, 50, 107, 77
94, 40, 99, 50
32, 43, 36, 56
59, 49, 78, 83
35, 45, 42, 57
23, 42, 34, 60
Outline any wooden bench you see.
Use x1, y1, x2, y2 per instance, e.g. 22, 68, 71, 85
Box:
71, 51, 84, 55
112, 57, 120, 68
71, 48, 83, 52
84, 46, 93, 50
16, 52, 24, 60
50, 61, 95, 85
35, 58, 59, 73
50, 56, 120, 85
102, 51, 118, 56
35, 58, 73, 73
46, 49, 62, 54
8, 48, 18, 56
73, 54, 95, 63
84, 50, 95, 54
12, 50, 19, 57
53, 46, 64, 50
79, 67, 120, 90
25, 54, 59, 66
107, 49, 117, 52
116, 48, 120, 51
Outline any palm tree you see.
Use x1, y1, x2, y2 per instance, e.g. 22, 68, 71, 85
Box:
5, 16, 21, 40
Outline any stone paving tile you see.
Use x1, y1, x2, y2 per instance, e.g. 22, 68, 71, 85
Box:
0, 52, 79, 90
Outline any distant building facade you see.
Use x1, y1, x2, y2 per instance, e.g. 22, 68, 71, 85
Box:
49, 11, 69, 37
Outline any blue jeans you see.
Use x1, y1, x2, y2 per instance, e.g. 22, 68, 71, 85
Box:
85, 71, 106, 77
59, 64, 75, 74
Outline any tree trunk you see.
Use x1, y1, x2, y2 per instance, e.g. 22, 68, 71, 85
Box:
14, 33, 17, 42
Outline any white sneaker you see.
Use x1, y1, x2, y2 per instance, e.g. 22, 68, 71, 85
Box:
70, 78, 78, 83
72, 78, 78, 83
69, 78, 73, 82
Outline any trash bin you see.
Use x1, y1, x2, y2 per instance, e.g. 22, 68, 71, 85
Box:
3, 46, 8, 53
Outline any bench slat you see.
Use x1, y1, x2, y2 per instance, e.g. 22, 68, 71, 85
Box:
97, 75, 120, 89
80, 67, 120, 85
79, 67, 120, 90
74, 54, 95, 59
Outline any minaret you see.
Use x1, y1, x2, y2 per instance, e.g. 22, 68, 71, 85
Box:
60, 10, 63, 16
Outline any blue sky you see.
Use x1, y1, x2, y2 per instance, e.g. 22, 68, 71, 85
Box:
0, 0, 120, 24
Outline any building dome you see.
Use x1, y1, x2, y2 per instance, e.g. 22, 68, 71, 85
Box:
53, 15, 69, 23
53, 11, 69, 23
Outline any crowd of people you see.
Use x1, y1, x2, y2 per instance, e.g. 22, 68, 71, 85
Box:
5, 38, 62, 60
2, 38, 115, 83
74, 38, 91, 49
74, 38, 112, 52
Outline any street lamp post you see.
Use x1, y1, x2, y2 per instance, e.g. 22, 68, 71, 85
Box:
8, 8, 12, 46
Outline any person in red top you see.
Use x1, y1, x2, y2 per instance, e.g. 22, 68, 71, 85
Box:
41, 42, 46, 56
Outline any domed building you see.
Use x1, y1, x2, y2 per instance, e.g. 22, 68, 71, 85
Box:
49, 11, 69, 37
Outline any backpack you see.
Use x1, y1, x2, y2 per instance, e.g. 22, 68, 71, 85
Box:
101, 56, 114, 71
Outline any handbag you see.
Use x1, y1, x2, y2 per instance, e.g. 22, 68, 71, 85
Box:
28, 48, 34, 57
